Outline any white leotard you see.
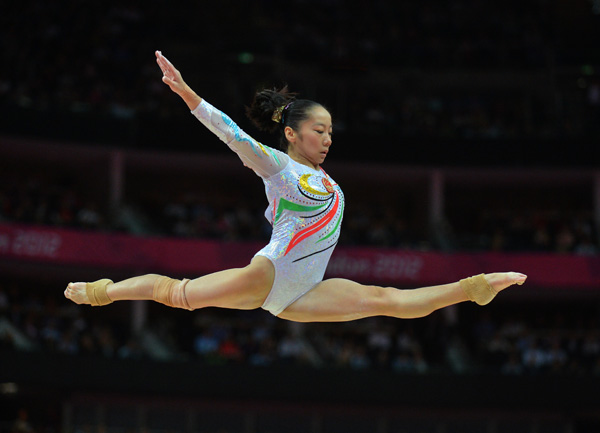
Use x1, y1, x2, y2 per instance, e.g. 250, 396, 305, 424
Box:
192, 100, 344, 316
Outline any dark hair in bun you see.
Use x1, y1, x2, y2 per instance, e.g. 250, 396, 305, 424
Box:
246, 85, 323, 151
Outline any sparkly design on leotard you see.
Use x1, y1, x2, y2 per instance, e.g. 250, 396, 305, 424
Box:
284, 184, 341, 257
191, 99, 344, 316
299, 174, 330, 196
192, 99, 284, 178
220, 114, 282, 166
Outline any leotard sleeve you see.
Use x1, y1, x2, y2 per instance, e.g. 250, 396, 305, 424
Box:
191, 99, 288, 178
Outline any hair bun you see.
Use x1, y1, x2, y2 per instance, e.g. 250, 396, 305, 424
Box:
246, 86, 296, 133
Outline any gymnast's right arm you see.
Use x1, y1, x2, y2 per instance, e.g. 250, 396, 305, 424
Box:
155, 51, 286, 178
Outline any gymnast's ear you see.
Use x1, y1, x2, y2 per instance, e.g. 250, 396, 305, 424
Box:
284, 125, 296, 144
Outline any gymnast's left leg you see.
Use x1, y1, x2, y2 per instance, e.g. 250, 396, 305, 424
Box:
277, 272, 527, 323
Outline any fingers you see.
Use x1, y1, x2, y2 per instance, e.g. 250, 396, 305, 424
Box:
162, 75, 175, 87
155, 51, 169, 74
159, 51, 174, 67
155, 50, 175, 79
155, 50, 187, 95
156, 56, 170, 77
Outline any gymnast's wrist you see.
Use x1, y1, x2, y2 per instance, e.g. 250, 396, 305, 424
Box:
180, 86, 202, 110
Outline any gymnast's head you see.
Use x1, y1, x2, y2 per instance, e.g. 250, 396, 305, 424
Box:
246, 86, 332, 156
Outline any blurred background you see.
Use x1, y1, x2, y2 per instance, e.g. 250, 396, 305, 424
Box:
1, 0, 599, 432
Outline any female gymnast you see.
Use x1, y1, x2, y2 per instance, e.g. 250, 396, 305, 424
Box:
64, 51, 527, 322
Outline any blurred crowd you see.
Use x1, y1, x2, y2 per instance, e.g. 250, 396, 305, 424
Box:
447, 209, 599, 254
0, 175, 106, 232
1, 172, 599, 254
153, 192, 600, 254
1, 0, 599, 148
1, 280, 599, 377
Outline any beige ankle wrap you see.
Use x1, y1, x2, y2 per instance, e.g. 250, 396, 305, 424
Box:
153, 276, 193, 310
459, 274, 497, 306
86, 279, 114, 306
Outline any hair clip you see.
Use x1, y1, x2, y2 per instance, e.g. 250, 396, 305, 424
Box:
271, 102, 293, 124
271, 105, 285, 123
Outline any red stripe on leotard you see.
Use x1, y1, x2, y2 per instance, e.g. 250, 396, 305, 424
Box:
283, 192, 339, 256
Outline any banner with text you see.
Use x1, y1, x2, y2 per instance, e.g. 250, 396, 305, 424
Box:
0, 223, 598, 289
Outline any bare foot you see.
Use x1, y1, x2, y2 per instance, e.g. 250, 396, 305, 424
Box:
64, 282, 91, 305
485, 272, 527, 294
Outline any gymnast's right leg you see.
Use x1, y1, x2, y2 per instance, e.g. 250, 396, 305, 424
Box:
64, 256, 275, 311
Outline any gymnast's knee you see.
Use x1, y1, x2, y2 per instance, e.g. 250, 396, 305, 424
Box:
365, 285, 397, 316
152, 276, 193, 310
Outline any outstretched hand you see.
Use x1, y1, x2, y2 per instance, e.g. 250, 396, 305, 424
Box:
155, 50, 201, 109
155, 50, 187, 95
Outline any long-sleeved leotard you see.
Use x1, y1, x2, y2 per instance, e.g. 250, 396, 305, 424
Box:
192, 100, 345, 316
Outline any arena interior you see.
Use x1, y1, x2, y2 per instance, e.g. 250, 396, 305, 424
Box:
1, 1, 600, 432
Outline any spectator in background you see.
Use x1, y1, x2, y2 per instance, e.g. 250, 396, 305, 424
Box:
11, 408, 34, 433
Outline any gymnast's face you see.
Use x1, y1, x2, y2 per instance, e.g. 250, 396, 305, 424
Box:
285, 106, 333, 170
